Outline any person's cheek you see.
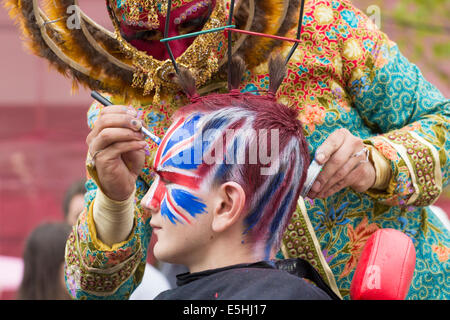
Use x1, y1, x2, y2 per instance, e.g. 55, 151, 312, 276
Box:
171, 188, 207, 218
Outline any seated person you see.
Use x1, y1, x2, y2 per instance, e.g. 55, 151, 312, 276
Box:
143, 56, 337, 300
65, 56, 339, 300
62, 179, 86, 226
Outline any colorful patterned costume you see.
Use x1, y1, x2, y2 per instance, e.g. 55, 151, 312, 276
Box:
6, 0, 449, 299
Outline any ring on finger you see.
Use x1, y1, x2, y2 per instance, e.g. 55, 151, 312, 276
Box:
87, 149, 102, 168
352, 146, 369, 164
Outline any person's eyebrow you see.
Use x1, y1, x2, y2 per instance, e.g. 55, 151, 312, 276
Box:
155, 169, 201, 190
153, 169, 171, 183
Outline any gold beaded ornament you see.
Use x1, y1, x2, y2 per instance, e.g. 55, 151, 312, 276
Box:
108, 0, 225, 103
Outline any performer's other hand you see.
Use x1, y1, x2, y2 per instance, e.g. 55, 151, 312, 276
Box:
86, 105, 147, 201
307, 128, 376, 199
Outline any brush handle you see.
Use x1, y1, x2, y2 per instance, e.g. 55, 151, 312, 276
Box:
91, 91, 113, 106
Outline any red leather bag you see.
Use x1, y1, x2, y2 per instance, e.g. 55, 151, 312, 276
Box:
350, 228, 416, 300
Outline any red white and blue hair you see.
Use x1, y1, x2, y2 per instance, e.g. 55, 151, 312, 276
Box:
148, 55, 310, 258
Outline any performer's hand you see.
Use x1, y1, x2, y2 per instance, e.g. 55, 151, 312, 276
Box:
307, 128, 376, 199
86, 105, 147, 201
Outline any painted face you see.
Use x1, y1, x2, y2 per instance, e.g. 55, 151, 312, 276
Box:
142, 113, 219, 264
113, 0, 216, 60
143, 114, 209, 225
142, 109, 251, 224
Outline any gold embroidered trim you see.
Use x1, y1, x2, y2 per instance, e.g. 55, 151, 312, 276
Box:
282, 196, 342, 299
378, 135, 421, 205
109, 0, 227, 102
409, 131, 443, 203
65, 209, 143, 296
387, 131, 442, 205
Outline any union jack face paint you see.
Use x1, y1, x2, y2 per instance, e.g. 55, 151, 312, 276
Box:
144, 109, 251, 224
145, 113, 210, 225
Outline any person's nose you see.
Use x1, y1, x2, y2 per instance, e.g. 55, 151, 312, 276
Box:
142, 172, 166, 215
148, 197, 161, 214
142, 193, 161, 216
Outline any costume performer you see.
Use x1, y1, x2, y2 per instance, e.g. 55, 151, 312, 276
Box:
6, 0, 449, 299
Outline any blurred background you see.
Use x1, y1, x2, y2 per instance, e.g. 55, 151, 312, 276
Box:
0, 0, 448, 299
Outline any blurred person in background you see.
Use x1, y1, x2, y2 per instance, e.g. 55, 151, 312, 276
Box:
63, 179, 86, 226
17, 222, 72, 300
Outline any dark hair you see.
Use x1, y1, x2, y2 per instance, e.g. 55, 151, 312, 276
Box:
62, 179, 86, 218
17, 222, 72, 300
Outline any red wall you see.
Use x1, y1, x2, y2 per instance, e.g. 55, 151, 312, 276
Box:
0, 1, 112, 258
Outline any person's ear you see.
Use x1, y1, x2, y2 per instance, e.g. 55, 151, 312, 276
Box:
211, 181, 246, 233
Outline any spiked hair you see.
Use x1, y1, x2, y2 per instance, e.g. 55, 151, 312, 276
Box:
166, 54, 309, 257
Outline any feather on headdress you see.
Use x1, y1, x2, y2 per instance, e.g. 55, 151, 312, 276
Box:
4, 0, 303, 103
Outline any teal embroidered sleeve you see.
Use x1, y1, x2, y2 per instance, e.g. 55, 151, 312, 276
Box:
356, 44, 449, 207
64, 101, 153, 299
338, 0, 450, 207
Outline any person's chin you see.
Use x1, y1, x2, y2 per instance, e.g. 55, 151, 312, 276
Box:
153, 243, 170, 262
154, 246, 182, 265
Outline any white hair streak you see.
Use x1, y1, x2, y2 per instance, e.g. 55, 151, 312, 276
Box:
272, 140, 303, 248
198, 109, 256, 191
248, 137, 303, 252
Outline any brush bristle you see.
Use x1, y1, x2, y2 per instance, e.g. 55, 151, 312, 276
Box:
268, 54, 286, 95
228, 55, 247, 90
174, 67, 198, 98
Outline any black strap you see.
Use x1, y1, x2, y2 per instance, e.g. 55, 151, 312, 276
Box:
275, 258, 341, 300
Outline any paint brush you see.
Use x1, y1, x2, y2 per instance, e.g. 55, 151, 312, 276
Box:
90, 91, 161, 145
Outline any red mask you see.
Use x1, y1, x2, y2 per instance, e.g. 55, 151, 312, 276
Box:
114, 0, 216, 60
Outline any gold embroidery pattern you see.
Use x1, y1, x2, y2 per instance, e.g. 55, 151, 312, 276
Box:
65, 224, 144, 296
385, 131, 441, 206
111, 0, 198, 25
108, 0, 227, 103
282, 200, 342, 298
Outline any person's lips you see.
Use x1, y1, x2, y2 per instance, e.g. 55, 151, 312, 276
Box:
150, 222, 161, 230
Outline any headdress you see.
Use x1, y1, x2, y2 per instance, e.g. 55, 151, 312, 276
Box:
5, 0, 305, 103
165, 0, 305, 97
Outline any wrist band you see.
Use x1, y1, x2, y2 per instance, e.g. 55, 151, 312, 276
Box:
92, 187, 136, 246
366, 144, 392, 191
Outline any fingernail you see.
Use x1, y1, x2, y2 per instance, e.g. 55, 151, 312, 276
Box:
316, 152, 325, 163
311, 181, 321, 192
131, 119, 142, 129
127, 108, 137, 117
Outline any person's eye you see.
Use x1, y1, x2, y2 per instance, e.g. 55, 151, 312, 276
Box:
134, 29, 162, 41
123, 29, 162, 42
